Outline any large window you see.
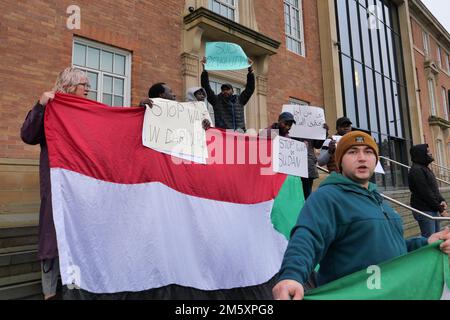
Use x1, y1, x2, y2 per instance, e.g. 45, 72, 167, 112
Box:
336, 0, 409, 189
284, 0, 305, 56
209, 0, 238, 21
437, 46, 442, 68
423, 31, 430, 56
428, 79, 437, 116
72, 38, 131, 107
442, 87, 448, 120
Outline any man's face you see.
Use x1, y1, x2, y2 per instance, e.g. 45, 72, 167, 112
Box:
161, 84, 176, 100
337, 124, 352, 136
341, 146, 377, 186
221, 87, 234, 98
194, 90, 206, 102
279, 120, 293, 135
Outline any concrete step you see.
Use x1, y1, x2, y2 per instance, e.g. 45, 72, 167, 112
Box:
0, 280, 42, 300
0, 226, 39, 250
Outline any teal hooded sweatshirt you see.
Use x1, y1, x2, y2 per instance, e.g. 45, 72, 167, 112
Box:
278, 172, 428, 287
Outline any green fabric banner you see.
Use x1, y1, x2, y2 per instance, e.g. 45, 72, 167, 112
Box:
271, 175, 304, 240
305, 242, 450, 300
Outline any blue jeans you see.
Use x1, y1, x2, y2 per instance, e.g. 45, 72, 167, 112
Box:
413, 211, 441, 238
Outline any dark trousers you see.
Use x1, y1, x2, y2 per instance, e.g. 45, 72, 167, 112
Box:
413, 210, 441, 238
301, 177, 315, 200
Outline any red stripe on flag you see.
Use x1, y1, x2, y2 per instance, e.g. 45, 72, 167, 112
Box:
45, 93, 286, 204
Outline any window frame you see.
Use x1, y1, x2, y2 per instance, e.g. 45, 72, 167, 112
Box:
208, 0, 239, 22
428, 78, 437, 116
442, 87, 449, 120
422, 31, 430, 56
437, 46, 442, 68
284, 0, 305, 57
72, 37, 132, 107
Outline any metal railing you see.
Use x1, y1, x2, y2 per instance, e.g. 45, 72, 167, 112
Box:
379, 156, 450, 186
316, 165, 450, 221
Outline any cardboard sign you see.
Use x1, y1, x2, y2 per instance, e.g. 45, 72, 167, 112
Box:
273, 136, 308, 178
205, 42, 250, 71
142, 99, 211, 164
282, 105, 327, 140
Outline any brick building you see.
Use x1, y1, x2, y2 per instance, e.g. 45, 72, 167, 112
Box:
0, 0, 449, 298
409, 0, 450, 180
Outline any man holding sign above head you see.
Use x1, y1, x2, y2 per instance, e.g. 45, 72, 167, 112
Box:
201, 43, 255, 133
318, 116, 353, 172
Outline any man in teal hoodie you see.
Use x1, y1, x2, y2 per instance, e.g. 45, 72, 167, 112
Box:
273, 131, 450, 300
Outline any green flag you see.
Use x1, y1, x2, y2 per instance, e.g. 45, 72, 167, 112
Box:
305, 242, 450, 300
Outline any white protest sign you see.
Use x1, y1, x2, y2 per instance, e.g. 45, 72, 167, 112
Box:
142, 99, 211, 164
332, 135, 385, 174
282, 105, 326, 140
273, 136, 308, 178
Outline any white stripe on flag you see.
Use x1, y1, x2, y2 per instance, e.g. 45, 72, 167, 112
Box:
51, 168, 287, 294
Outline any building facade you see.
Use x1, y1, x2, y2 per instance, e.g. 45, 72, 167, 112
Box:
0, 0, 449, 226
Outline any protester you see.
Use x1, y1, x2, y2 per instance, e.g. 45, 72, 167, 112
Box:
21, 67, 91, 300
201, 57, 255, 133
318, 116, 352, 172
408, 144, 449, 237
272, 131, 450, 300
294, 123, 329, 199
261, 112, 296, 138
186, 86, 215, 126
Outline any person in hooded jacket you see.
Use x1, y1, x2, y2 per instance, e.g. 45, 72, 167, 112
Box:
408, 144, 448, 238
200, 57, 255, 133
185, 86, 215, 127
272, 131, 450, 300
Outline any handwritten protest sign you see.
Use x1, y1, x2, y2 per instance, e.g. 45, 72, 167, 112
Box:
142, 99, 211, 164
332, 135, 385, 174
205, 42, 250, 71
282, 105, 326, 140
273, 136, 308, 178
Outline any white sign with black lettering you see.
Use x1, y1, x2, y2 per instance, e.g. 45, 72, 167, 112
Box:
282, 105, 326, 140
273, 136, 308, 178
142, 99, 211, 164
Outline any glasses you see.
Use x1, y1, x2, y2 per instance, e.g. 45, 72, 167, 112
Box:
76, 82, 91, 89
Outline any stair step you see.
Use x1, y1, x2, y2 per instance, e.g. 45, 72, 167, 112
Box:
0, 248, 38, 267
0, 280, 42, 300
0, 226, 39, 250
0, 271, 41, 287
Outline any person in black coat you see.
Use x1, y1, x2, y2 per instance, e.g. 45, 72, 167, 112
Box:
408, 144, 448, 238
200, 57, 255, 133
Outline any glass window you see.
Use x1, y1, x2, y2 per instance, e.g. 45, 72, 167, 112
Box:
423, 31, 430, 55
359, 4, 372, 68
348, 0, 362, 63
342, 55, 357, 124
385, 77, 396, 136
354, 61, 368, 129
289, 98, 309, 105
428, 79, 437, 116
365, 68, 379, 133
209, 0, 238, 22
72, 38, 131, 107
375, 73, 388, 134
437, 46, 442, 68
284, 0, 305, 56
336, 0, 351, 56
442, 87, 449, 120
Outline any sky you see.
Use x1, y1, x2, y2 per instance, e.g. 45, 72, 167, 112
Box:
421, 0, 450, 34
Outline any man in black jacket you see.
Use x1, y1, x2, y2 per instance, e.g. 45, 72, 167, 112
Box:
201, 57, 255, 133
408, 144, 448, 237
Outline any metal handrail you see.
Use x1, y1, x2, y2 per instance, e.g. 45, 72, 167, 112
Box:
379, 156, 450, 186
316, 165, 450, 221
430, 162, 450, 173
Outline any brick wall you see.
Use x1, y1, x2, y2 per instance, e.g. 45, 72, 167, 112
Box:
1, 0, 185, 161
255, 0, 324, 124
